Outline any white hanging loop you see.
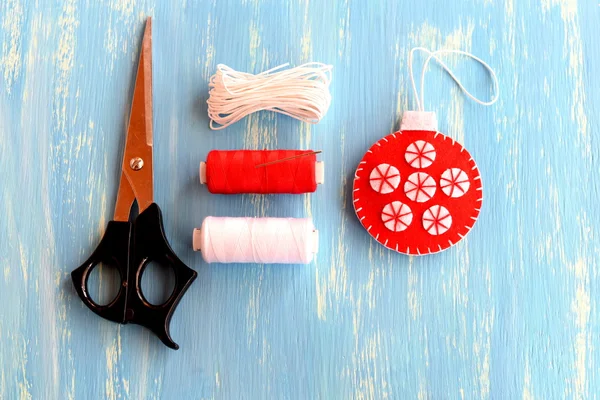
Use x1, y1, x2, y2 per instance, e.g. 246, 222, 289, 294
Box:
409, 47, 499, 112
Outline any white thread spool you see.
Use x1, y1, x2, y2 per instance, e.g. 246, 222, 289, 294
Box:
193, 217, 319, 264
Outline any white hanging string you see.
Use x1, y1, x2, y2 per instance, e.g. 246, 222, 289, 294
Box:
409, 47, 499, 112
207, 62, 333, 130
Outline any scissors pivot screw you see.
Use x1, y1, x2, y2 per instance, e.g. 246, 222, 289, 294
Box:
130, 157, 144, 171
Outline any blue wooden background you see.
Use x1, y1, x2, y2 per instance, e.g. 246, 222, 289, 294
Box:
1, 0, 598, 398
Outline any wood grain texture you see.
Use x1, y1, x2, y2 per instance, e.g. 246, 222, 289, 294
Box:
1, 0, 598, 398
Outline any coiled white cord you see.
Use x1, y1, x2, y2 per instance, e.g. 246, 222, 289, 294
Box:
207, 63, 333, 130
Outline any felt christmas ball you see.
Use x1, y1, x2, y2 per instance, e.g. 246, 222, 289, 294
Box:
353, 113, 482, 255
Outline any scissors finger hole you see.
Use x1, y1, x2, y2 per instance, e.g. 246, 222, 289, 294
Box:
140, 261, 176, 306
87, 262, 123, 306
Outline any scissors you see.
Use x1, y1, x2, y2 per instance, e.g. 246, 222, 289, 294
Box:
71, 18, 197, 350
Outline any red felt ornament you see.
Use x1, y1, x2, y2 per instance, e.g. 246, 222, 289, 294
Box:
353, 48, 498, 255
353, 116, 482, 255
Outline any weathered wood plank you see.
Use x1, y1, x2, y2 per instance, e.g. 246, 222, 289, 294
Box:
0, 0, 598, 398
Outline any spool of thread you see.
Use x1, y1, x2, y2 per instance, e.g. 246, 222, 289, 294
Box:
193, 217, 318, 264
200, 150, 325, 194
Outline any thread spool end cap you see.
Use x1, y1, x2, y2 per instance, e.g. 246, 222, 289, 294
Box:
315, 162, 325, 185
199, 162, 207, 185
312, 230, 319, 254
192, 228, 202, 252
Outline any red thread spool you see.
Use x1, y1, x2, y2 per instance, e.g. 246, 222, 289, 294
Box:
200, 150, 324, 194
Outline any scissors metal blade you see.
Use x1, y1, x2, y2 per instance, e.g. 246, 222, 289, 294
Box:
114, 17, 154, 222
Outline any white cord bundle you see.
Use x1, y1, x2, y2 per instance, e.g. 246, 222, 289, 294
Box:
207, 63, 333, 130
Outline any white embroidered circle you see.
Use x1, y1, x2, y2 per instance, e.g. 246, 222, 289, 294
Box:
404, 172, 436, 202
422, 205, 452, 235
369, 163, 400, 194
440, 168, 470, 198
405, 140, 436, 168
381, 201, 413, 232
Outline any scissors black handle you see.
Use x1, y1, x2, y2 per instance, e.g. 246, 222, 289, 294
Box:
72, 203, 197, 350
71, 221, 131, 323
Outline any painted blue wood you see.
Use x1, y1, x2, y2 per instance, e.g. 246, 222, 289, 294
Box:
1, 0, 598, 398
